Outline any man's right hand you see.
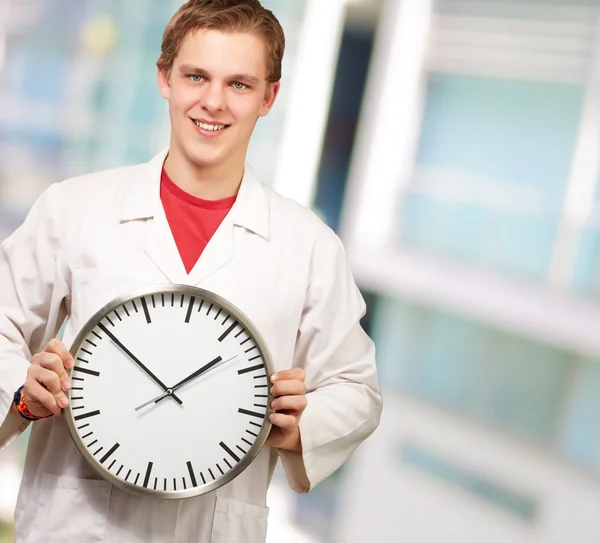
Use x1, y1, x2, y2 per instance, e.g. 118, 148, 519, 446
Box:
23, 339, 74, 418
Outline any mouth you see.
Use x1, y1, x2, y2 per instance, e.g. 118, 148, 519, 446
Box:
191, 118, 230, 134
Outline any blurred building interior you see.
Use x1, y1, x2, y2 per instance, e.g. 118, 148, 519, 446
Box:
2, 0, 600, 542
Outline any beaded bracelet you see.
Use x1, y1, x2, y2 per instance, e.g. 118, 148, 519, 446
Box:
13, 385, 52, 421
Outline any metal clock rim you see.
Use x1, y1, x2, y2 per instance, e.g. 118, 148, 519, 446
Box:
64, 283, 276, 500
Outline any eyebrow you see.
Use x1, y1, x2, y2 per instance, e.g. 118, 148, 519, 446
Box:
178, 65, 261, 85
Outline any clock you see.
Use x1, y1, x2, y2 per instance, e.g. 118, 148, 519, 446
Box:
64, 284, 275, 499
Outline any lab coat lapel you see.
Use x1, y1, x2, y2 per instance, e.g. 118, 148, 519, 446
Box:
118, 150, 271, 286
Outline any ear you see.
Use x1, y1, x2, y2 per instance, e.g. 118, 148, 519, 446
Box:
259, 82, 281, 117
158, 67, 171, 99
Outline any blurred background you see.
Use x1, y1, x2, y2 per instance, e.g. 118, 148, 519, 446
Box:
2, 0, 600, 541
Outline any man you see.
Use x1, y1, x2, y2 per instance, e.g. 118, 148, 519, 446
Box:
0, 1, 382, 541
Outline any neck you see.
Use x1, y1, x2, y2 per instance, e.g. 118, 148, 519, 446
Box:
163, 147, 244, 201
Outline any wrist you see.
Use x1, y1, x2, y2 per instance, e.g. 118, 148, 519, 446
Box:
13, 386, 52, 421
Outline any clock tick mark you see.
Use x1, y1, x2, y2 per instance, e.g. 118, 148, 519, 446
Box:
218, 321, 238, 342
100, 443, 120, 464
80, 348, 93, 356
109, 459, 116, 470
106, 316, 115, 327
239, 408, 264, 419
85, 339, 97, 348
187, 461, 197, 487
185, 297, 196, 323
238, 364, 264, 376
74, 366, 100, 377
74, 410, 100, 421
208, 468, 215, 480
143, 462, 153, 488
93, 446, 103, 456
220, 442, 240, 462
141, 297, 152, 324
201, 472, 207, 485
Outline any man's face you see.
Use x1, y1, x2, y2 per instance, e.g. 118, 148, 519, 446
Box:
158, 29, 279, 174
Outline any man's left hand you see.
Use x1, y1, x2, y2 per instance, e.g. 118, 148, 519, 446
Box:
266, 368, 307, 452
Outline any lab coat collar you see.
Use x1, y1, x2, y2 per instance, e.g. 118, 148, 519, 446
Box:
118, 148, 271, 241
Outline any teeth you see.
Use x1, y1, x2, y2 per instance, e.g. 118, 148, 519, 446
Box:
195, 120, 225, 131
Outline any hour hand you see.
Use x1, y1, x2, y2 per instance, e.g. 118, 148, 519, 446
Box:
135, 355, 236, 411
98, 322, 183, 405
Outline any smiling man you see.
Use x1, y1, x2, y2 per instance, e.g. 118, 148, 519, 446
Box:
0, 1, 382, 542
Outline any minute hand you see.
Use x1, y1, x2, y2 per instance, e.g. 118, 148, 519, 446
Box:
98, 323, 183, 405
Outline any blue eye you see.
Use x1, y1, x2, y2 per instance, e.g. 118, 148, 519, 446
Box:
189, 75, 204, 83
232, 82, 247, 90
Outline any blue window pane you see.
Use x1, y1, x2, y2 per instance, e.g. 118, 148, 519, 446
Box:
485, 333, 568, 442
416, 74, 583, 194
400, 74, 584, 282
560, 361, 600, 469
409, 312, 487, 414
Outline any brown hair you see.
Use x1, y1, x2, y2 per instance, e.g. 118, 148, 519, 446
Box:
157, 0, 285, 82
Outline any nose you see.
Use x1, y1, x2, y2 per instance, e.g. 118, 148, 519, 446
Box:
200, 81, 226, 114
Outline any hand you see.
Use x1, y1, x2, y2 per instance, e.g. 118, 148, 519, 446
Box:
98, 323, 183, 405
266, 368, 307, 452
135, 355, 236, 411
23, 339, 74, 418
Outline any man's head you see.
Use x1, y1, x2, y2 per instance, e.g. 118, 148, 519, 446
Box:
157, 0, 286, 180
158, 0, 285, 83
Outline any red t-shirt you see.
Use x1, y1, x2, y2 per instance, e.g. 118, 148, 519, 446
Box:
160, 168, 237, 274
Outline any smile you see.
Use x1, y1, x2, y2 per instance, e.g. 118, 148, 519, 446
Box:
193, 119, 229, 132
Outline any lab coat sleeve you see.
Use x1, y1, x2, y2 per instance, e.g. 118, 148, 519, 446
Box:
0, 184, 69, 449
278, 232, 382, 493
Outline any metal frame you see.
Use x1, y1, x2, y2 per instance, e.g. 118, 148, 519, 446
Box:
64, 283, 275, 500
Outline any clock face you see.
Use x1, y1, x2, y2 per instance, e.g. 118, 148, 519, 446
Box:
65, 285, 274, 499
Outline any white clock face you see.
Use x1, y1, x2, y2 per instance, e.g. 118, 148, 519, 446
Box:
65, 285, 274, 499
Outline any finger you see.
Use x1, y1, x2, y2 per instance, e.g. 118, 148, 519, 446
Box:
271, 368, 305, 383
24, 372, 63, 414
29, 365, 69, 408
43, 338, 74, 370
270, 379, 305, 398
271, 395, 307, 413
269, 412, 298, 430
34, 352, 71, 392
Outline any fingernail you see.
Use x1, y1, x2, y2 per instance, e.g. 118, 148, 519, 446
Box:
271, 374, 279, 382
59, 397, 68, 408
63, 381, 71, 391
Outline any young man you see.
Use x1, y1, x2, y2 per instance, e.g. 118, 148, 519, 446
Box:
0, 1, 381, 541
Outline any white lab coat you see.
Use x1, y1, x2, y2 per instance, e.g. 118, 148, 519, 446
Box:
0, 149, 381, 543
